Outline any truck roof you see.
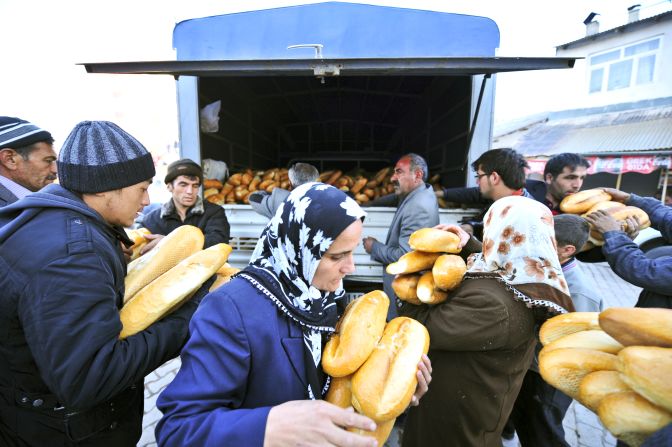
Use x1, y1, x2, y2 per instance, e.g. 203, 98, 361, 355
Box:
172, 2, 500, 60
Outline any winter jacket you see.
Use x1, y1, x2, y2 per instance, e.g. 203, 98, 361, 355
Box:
140, 197, 229, 248
365, 184, 439, 319
155, 276, 308, 447
399, 278, 537, 447
0, 184, 196, 446
601, 194, 672, 309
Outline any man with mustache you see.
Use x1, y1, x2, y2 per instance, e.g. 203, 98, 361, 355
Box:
0, 117, 57, 207
542, 153, 590, 214
362, 153, 439, 319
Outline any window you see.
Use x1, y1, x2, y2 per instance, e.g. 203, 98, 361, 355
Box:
588, 37, 660, 93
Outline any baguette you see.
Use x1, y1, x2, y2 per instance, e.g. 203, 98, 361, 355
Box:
203, 179, 223, 190
325, 375, 353, 408
618, 346, 672, 413
348, 418, 396, 446
581, 200, 625, 217
598, 392, 672, 447
322, 291, 390, 377
392, 273, 422, 304
538, 347, 619, 399
578, 370, 630, 413
416, 271, 448, 305
351, 177, 368, 195
119, 243, 232, 338
542, 330, 623, 355
559, 189, 611, 214
203, 187, 219, 199
125, 228, 151, 261
386, 251, 441, 275
539, 312, 601, 345
124, 225, 204, 304
352, 317, 430, 421
209, 263, 241, 292
432, 254, 466, 291
206, 193, 225, 206
599, 308, 672, 348
408, 228, 461, 253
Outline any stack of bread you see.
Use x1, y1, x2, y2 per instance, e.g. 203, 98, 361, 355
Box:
209, 263, 241, 291
538, 307, 672, 446
119, 225, 233, 339
201, 167, 451, 207
321, 291, 430, 445
388, 228, 467, 305
558, 189, 650, 247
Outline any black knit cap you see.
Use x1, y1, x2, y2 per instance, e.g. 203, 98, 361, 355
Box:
0, 116, 53, 150
57, 121, 156, 193
164, 158, 203, 184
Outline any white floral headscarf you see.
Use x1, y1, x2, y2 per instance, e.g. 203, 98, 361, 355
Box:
239, 182, 366, 399
465, 195, 574, 316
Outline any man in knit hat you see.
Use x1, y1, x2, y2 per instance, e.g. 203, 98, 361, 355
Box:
0, 121, 200, 446
138, 158, 229, 253
0, 116, 57, 207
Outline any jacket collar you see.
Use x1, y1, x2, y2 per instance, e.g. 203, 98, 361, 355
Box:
160, 196, 205, 219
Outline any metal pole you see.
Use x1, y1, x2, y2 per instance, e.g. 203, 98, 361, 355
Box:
661, 168, 669, 205
615, 171, 623, 190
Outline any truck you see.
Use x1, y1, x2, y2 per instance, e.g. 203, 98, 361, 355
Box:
84, 2, 576, 289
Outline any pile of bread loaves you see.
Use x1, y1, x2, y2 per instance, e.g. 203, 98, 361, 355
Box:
388, 228, 467, 305
539, 308, 672, 446
119, 225, 237, 339
558, 188, 650, 247
321, 291, 430, 445
200, 166, 449, 206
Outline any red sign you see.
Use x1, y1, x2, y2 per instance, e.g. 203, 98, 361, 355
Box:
527, 155, 671, 175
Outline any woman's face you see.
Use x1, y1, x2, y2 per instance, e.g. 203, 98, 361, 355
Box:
312, 219, 363, 292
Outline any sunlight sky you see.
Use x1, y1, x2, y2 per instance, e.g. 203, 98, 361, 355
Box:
1, 0, 669, 155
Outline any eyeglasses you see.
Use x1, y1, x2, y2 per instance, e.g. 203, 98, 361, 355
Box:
474, 172, 490, 181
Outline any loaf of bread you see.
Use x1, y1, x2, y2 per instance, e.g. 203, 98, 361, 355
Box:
416, 271, 448, 305
432, 254, 466, 291
577, 370, 631, 412
119, 243, 232, 338
408, 228, 461, 253
386, 251, 441, 275
322, 291, 390, 377
539, 312, 601, 345
348, 418, 396, 446
203, 187, 219, 199
203, 179, 223, 190
392, 274, 422, 305
352, 317, 430, 421
559, 189, 611, 214
581, 200, 626, 217
543, 330, 623, 354
588, 206, 651, 245
325, 374, 353, 408
599, 308, 672, 348
618, 346, 672, 413
209, 263, 241, 292
124, 225, 205, 304
538, 347, 619, 399
598, 392, 672, 447
125, 227, 151, 261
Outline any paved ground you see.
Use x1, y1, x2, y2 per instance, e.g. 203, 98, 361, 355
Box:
138, 261, 641, 447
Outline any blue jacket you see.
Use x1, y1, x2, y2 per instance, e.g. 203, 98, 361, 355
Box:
602, 194, 672, 308
156, 276, 309, 447
0, 184, 196, 445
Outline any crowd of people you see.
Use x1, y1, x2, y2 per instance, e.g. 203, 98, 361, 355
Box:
0, 115, 670, 446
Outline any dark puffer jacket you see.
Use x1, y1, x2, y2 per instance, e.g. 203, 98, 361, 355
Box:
0, 184, 196, 446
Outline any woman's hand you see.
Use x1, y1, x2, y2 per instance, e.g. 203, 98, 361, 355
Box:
410, 354, 432, 406
433, 224, 470, 248
264, 400, 378, 447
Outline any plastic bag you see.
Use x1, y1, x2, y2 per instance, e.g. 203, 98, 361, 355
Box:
203, 159, 229, 182
200, 100, 221, 133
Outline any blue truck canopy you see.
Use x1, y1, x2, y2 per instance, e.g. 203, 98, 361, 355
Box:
172, 2, 499, 60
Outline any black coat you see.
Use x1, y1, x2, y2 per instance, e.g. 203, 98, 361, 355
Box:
141, 198, 229, 247
0, 185, 197, 446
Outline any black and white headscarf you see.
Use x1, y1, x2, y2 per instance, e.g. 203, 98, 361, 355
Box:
239, 182, 366, 399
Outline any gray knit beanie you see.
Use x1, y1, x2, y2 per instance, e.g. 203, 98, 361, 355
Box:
57, 121, 156, 193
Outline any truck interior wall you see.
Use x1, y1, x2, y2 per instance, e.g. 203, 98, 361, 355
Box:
198, 75, 471, 185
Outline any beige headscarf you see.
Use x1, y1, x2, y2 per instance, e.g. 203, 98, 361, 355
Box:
465, 195, 574, 316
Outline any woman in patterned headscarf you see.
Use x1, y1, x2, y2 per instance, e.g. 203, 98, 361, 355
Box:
400, 195, 574, 447
156, 183, 429, 447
